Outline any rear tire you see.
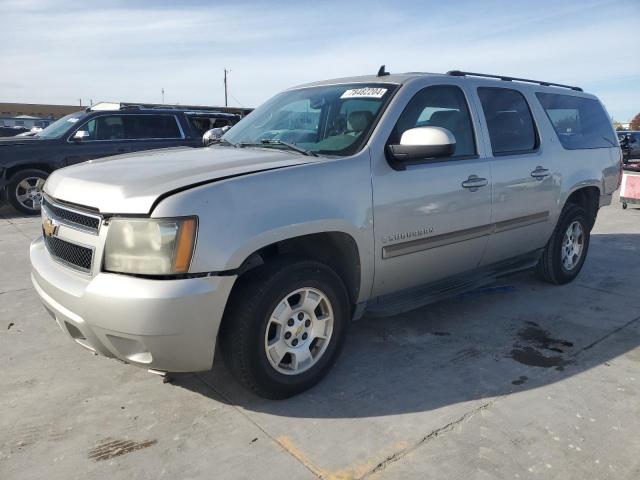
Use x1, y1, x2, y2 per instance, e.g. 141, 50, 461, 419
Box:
220, 257, 350, 399
536, 204, 591, 285
7, 169, 48, 215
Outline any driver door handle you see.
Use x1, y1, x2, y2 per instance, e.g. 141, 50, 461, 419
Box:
461, 175, 488, 191
531, 166, 550, 180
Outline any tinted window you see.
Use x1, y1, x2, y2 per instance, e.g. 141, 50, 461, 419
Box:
536, 93, 616, 149
82, 115, 181, 140
391, 85, 476, 157
478, 88, 537, 155
126, 115, 181, 139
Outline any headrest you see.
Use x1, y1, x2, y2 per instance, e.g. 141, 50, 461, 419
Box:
347, 111, 374, 132
429, 110, 460, 125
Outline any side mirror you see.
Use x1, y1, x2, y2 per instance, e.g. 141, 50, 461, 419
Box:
72, 130, 89, 142
387, 127, 456, 164
203, 126, 231, 146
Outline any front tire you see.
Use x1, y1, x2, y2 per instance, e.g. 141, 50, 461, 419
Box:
7, 169, 48, 215
220, 258, 350, 399
536, 204, 591, 285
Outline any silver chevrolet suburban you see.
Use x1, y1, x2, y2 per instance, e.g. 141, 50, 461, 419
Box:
30, 69, 621, 398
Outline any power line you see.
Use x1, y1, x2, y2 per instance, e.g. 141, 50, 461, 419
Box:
228, 91, 244, 107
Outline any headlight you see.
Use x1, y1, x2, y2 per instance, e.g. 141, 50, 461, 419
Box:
104, 217, 197, 275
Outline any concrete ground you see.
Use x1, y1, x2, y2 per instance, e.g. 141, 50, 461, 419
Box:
1, 197, 639, 480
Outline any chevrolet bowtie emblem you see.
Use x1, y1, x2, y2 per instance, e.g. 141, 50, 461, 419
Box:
42, 217, 59, 237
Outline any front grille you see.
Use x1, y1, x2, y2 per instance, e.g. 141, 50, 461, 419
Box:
42, 197, 101, 234
44, 235, 94, 273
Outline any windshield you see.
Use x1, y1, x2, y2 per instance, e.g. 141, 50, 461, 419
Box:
36, 112, 84, 139
223, 83, 397, 156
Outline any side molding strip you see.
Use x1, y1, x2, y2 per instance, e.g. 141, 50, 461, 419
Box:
382, 211, 549, 259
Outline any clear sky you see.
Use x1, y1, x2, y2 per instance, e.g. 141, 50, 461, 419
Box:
1, 0, 638, 121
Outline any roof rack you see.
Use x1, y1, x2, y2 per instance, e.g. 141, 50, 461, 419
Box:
446, 70, 583, 92
86, 101, 253, 116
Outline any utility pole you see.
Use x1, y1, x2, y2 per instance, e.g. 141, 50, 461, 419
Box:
78, 98, 82, 106
161, 88, 165, 104
223, 68, 228, 106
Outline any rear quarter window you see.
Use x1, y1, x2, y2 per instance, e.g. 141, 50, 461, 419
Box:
536, 93, 617, 149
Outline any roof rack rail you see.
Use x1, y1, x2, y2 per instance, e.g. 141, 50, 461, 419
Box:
446, 70, 583, 92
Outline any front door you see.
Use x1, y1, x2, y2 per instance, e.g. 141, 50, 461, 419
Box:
371, 83, 492, 297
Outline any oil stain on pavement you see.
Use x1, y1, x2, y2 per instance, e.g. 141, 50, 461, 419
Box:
510, 321, 574, 370
88, 438, 157, 461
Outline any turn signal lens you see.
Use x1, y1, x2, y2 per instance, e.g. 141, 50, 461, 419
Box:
174, 218, 197, 273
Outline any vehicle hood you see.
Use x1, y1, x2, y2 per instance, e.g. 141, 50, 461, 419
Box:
44, 146, 315, 214
0, 136, 55, 147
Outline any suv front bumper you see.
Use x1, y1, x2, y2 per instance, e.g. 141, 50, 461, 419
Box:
30, 236, 237, 372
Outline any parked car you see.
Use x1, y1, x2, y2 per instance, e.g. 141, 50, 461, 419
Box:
31, 69, 621, 398
15, 127, 43, 137
0, 126, 30, 137
0, 103, 242, 214
618, 131, 640, 163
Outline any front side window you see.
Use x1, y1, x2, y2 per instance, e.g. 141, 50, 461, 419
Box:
223, 83, 397, 156
478, 87, 537, 155
390, 85, 476, 157
536, 92, 617, 149
80, 115, 182, 140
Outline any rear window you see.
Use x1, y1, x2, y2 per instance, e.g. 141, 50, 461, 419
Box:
536, 93, 617, 149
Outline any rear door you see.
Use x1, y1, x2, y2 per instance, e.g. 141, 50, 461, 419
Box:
473, 85, 557, 266
370, 81, 493, 297
121, 114, 186, 153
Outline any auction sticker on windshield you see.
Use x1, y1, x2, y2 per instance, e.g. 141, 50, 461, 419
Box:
340, 87, 387, 99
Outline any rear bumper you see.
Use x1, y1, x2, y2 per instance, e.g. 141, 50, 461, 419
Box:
30, 236, 237, 372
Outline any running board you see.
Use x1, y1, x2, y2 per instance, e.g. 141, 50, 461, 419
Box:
365, 250, 542, 317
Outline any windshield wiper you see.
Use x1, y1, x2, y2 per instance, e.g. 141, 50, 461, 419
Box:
218, 139, 238, 147
239, 139, 318, 157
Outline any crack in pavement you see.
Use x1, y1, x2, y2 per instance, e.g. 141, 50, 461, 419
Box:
570, 315, 640, 357
360, 399, 496, 479
188, 312, 640, 480
1, 219, 35, 241
194, 373, 324, 479
0, 288, 30, 296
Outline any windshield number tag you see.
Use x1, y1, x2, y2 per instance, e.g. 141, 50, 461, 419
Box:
340, 88, 387, 99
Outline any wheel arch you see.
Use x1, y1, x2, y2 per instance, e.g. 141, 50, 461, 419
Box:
5, 163, 53, 180
562, 184, 600, 229
233, 230, 363, 312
